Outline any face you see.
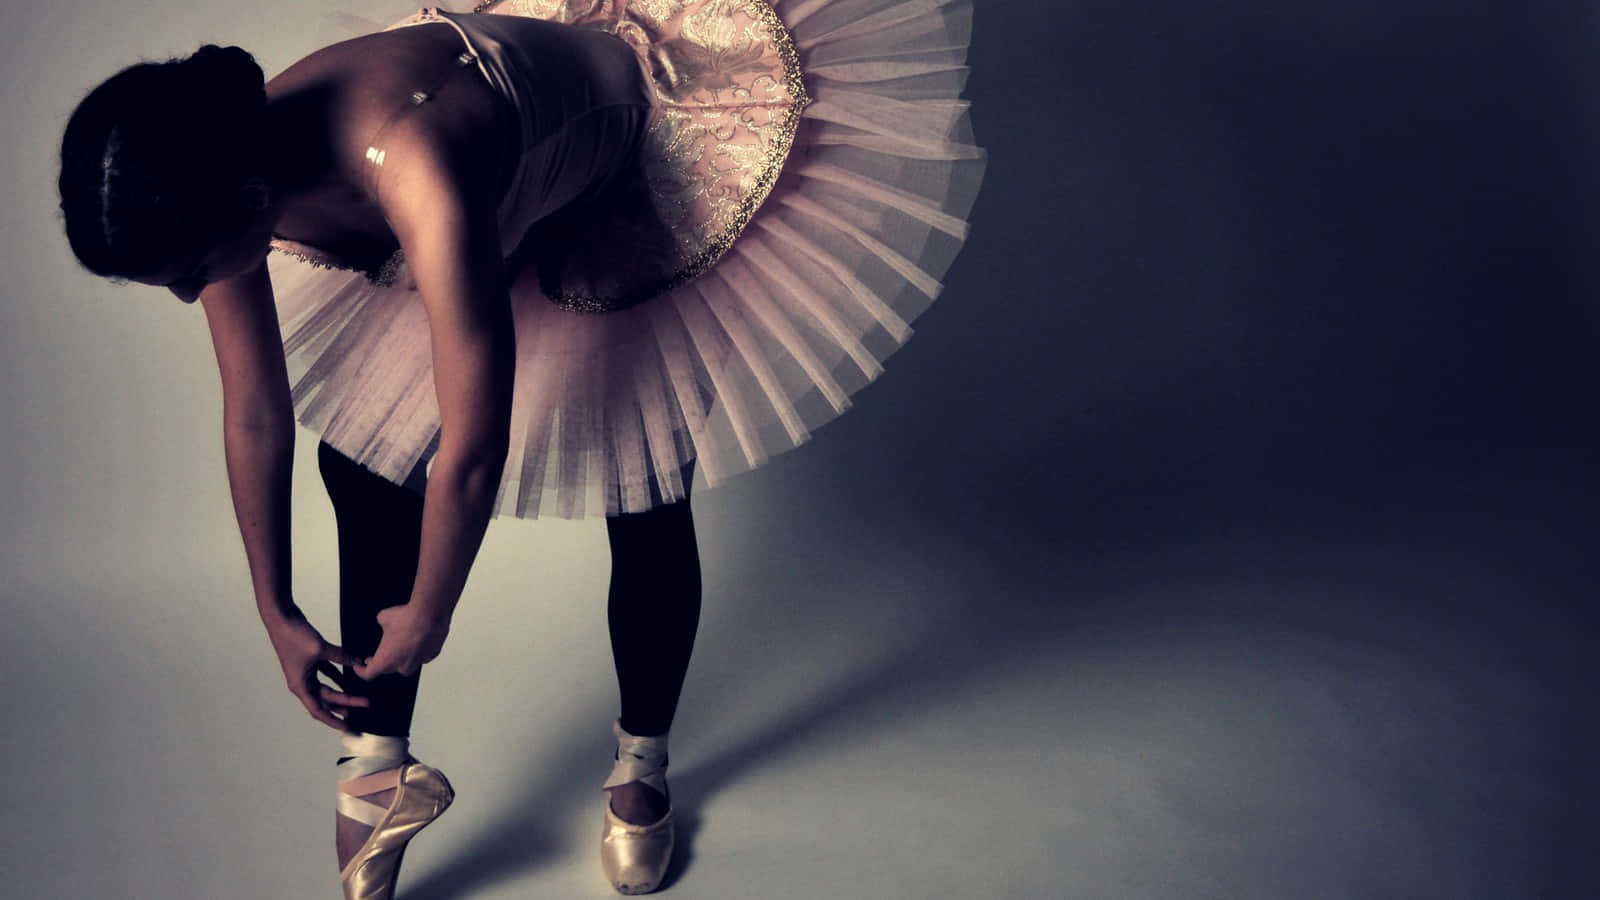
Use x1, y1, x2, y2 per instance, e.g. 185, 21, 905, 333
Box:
131, 181, 275, 303
152, 227, 272, 303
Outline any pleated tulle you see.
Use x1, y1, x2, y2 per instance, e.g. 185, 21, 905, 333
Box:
271, 0, 986, 518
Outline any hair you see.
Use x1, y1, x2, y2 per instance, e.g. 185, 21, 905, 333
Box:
58, 44, 268, 281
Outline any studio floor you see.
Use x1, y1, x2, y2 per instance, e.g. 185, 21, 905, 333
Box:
4, 442, 1593, 900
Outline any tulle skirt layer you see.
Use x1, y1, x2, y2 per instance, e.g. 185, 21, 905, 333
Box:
270, 0, 987, 518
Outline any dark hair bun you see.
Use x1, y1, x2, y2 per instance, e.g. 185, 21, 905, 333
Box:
58, 44, 270, 280
187, 43, 254, 69
181, 44, 267, 111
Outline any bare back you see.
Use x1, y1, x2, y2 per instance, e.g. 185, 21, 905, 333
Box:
263, 21, 519, 265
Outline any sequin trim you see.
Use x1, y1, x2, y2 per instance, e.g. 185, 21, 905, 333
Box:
269, 238, 405, 288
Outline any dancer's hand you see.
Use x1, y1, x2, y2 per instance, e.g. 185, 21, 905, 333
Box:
353, 604, 450, 680
264, 610, 371, 732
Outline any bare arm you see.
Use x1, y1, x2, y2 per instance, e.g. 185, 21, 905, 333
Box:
351, 134, 516, 677
400, 185, 515, 623
196, 260, 298, 627
194, 260, 366, 731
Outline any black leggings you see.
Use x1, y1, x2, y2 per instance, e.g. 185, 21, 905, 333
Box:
317, 441, 701, 740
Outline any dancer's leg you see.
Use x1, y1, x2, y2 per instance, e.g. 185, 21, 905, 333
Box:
317, 441, 428, 869
604, 463, 701, 825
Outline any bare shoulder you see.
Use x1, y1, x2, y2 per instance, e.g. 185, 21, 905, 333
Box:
265, 35, 410, 183
373, 116, 505, 241
267, 25, 511, 221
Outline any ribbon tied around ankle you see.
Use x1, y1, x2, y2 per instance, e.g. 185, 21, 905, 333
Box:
336, 732, 410, 827
602, 719, 669, 796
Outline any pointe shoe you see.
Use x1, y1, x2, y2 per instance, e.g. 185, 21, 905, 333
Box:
337, 759, 454, 900
600, 719, 675, 894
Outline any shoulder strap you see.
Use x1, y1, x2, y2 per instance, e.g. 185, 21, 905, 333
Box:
361, 11, 488, 198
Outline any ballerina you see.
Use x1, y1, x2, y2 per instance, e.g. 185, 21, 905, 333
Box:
57, 2, 983, 897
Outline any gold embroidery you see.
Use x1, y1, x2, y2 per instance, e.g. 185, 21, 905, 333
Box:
499, 0, 810, 313
629, 0, 689, 29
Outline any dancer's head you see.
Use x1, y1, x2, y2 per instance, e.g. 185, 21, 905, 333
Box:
58, 44, 274, 302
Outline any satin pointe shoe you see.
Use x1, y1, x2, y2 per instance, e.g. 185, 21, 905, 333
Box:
600, 719, 675, 895
337, 733, 454, 900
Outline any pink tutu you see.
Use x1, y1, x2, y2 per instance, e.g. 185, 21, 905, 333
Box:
269, 0, 986, 518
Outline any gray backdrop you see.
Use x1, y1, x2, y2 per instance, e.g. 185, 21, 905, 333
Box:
3, 1, 1595, 898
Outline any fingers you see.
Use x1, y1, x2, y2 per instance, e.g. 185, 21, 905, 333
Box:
291, 683, 354, 733
353, 658, 412, 680
325, 639, 379, 681
290, 664, 371, 733
352, 645, 413, 680
313, 661, 372, 709
319, 684, 372, 709
351, 655, 380, 681
316, 659, 359, 691
320, 643, 360, 669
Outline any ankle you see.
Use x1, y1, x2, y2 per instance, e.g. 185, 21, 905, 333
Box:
604, 722, 667, 779
608, 781, 670, 826
603, 719, 672, 826
338, 732, 410, 767
336, 732, 410, 837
